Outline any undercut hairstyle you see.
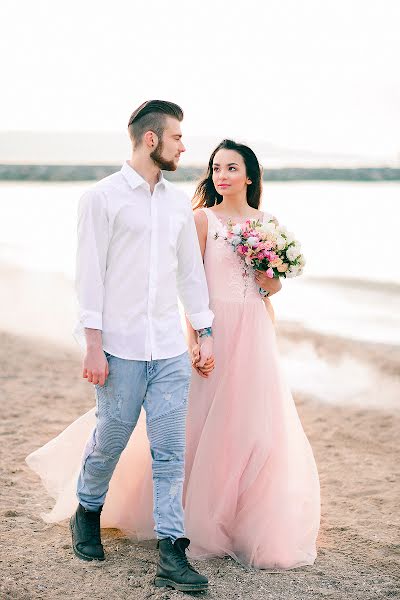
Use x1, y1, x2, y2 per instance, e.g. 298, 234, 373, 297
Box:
128, 100, 184, 145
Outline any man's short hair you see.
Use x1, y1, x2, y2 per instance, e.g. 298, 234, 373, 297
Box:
128, 100, 184, 145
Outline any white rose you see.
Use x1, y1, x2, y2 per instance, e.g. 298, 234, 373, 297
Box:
276, 235, 287, 250
247, 236, 259, 247
286, 265, 299, 278
261, 222, 276, 234
276, 225, 287, 236
232, 224, 242, 235
231, 235, 242, 246
286, 244, 301, 261
297, 254, 306, 267
285, 231, 295, 244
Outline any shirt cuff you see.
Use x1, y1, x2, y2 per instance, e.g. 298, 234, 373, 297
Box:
78, 309, 103, 330
187, 309, 214, 331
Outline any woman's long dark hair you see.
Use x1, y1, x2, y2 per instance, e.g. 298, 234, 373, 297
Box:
192, 139, 262, 210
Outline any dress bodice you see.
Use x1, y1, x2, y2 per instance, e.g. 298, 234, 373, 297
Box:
202, 208, 264, 304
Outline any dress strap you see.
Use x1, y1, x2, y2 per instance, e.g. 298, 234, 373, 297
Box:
201, 207, 213, 219
200, 207, 220, 228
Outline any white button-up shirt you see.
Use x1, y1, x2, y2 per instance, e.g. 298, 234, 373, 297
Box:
75, 161, 214, 360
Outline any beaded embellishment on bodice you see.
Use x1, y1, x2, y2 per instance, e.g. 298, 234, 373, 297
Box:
202, 208, 263, 304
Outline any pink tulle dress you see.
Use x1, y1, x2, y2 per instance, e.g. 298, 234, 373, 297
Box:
26, 207, 320, 570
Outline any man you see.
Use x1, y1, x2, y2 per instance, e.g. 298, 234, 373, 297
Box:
70, 100, 214, 592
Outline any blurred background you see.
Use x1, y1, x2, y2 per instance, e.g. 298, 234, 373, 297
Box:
0, 0, 399, 407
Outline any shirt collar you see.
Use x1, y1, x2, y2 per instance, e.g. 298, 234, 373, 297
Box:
121, 161, 166, 191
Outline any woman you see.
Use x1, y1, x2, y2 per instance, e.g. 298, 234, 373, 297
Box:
183, 139, 320, 569
26, 140, 320, 570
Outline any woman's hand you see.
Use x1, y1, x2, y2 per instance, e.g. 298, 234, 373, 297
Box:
255, 271, 282, 296
190, 343, 215, 378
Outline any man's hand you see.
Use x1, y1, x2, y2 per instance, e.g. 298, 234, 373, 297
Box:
83, 347, 109, 386
83, 328, 109, 386
190, 342, 201, 366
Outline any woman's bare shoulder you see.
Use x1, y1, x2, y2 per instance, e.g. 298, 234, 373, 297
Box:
194, 207, 208, 222
193, 208, 208, 234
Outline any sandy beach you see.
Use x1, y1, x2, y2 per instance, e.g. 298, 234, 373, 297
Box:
2, 0, 400, 595
1, 322, 399, 600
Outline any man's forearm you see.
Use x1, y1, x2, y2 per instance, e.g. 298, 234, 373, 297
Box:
84, 328, 103, 350
185, 316, 198, 345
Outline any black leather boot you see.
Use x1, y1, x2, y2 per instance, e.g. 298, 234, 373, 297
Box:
70, 503, 105, 561
154, 537, 208, 592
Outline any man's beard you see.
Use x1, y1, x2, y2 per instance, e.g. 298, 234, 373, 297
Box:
150, 141, 178, 171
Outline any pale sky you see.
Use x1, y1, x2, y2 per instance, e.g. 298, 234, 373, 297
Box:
1, 0, 399, 159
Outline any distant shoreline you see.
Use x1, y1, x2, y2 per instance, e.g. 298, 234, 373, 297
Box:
1, 164, 400, 182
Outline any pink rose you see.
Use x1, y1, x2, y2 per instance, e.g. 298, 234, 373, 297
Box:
266, 268, 274, 278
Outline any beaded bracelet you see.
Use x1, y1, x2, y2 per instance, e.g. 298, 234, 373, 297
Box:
259, 288, 270, 298
197, 327, 213, 338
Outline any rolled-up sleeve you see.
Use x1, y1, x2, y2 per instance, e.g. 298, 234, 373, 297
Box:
177, 203, 214, 330
75, 190, 109, 331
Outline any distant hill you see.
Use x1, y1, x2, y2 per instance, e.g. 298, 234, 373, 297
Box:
0, 131, 397, 168
1, 164, 399, 182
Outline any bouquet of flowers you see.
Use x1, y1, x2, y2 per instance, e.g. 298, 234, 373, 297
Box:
215, 213, 305, 280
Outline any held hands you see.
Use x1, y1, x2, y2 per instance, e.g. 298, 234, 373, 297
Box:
190, 335, 215, 378
255, 271, 282, 296
83, 346, 109, 386
190, 343, 215, 378
197, 335, 214, 367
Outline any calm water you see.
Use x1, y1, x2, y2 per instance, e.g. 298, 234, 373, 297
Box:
1, 180, 399, 345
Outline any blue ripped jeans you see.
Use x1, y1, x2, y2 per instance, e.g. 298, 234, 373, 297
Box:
76, 351, 192, 541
